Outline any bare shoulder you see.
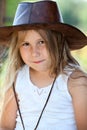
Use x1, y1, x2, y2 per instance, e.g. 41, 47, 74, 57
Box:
68, 69, 87, 96
68, 69, 87, 130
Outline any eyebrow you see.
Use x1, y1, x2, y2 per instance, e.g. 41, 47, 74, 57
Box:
23, 38, 44, 43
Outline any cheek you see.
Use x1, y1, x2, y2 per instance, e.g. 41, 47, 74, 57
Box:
19, 48, 30, 61
42, 47, 48, 56
19, 48, 24, 58
44, 48, 50, 59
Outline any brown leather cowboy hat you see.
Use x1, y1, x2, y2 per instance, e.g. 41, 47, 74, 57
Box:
0, 0, 87, 50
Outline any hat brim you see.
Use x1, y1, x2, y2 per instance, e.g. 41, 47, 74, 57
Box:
0, 23, 87, 50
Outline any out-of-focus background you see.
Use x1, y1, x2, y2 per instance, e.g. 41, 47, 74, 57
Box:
0, 0, 87, 112
58, 0, 87, 71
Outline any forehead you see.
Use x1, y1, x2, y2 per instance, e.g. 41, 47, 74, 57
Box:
18, 29, 45, 35
18, 29, 48, 41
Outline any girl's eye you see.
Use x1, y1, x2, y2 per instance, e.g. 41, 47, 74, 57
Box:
22, 42, 30, 46
39, 40, 45, 44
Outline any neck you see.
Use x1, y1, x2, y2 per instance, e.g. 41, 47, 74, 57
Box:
29, 68, 56, 88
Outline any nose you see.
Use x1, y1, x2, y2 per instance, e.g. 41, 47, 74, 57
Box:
31, 46, 40, 57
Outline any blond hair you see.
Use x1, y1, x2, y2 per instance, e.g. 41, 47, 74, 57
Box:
2, 29, 79, 89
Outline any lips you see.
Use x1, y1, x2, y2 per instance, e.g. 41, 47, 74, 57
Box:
33, 59, 45, 64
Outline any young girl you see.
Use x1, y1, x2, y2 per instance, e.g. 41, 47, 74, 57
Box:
0, 1, 87, 130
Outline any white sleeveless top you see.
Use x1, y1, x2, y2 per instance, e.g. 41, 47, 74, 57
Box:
15, 65, 77, 130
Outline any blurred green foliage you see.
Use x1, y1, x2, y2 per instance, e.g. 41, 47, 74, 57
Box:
6, 0, 21, 25
58, 0, 87, 34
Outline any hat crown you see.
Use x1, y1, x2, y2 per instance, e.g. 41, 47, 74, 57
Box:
13, 1, 63, 25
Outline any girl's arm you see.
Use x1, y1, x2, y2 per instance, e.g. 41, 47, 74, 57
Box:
0, 128, 13, 130
0, 87, 17, 130
68, 70, 87, 130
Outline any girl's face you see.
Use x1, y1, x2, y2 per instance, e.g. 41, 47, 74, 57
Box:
19, 30, 51, 72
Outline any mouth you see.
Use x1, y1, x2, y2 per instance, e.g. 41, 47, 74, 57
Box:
33, 59, 45, 64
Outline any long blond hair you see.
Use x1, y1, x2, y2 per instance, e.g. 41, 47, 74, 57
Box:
2, 29, 79, 89
2, 31, 25, 89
